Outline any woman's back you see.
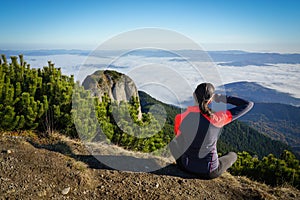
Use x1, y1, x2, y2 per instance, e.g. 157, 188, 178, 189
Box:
170, 83, 253, 179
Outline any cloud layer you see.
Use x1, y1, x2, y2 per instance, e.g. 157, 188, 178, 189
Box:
21, 53, 300, 107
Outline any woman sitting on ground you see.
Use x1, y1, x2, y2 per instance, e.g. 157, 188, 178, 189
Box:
171, 83, 254, 179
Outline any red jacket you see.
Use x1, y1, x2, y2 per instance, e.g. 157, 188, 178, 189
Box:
174, 106, 232, 136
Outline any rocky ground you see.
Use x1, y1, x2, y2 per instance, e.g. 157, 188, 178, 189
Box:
0, 132, 299, 200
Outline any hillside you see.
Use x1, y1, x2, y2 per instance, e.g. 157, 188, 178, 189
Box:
241, 103, 300, 151
1, 132, 299, 200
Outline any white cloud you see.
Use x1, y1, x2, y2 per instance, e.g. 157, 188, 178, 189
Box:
23, 53, 300, 106
216, 63, 300, 99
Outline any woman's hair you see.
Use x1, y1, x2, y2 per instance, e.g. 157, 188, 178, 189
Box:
194, 83, 215, 117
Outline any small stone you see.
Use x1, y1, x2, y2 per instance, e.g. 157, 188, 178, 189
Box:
61, 187, 70, 195
37, 190, 47, 197
155, 183, 159, 188
1, 149, 12, 154
133, 181, 140, 186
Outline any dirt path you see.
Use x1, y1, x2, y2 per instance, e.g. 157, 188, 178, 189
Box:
0, 133, 299, 199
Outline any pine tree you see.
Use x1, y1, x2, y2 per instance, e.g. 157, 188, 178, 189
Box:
0, 55, 75, 135
230, 150, 299, 188
72, 85, 97, 141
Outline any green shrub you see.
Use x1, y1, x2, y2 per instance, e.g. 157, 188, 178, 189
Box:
230, 150, 300, 188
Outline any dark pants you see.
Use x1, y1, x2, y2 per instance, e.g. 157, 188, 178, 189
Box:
207, 152, 237, 179
177, 152, 237, 179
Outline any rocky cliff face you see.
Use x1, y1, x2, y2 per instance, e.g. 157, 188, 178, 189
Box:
82, 70, 142, 119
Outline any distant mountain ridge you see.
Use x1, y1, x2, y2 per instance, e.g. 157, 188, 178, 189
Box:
223, 81, 300, 106
218, 60, 272, 67
0, 49, 90, 56
208, 51, 300, 66
2, 49, 300, 66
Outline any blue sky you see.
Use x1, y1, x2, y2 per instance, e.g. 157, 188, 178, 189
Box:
1, 0, 300, 52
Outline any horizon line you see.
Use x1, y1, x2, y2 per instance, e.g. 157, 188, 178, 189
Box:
1, 48, 300, 55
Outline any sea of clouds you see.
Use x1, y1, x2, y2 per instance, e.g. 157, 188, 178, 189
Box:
22, 53, 300, 107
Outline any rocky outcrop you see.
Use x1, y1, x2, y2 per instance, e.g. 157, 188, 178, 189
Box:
82, 70, 142, 119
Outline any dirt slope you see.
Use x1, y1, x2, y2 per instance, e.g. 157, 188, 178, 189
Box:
0, 132, 299, 200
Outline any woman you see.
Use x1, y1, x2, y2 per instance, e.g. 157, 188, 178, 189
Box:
170, 83, 254, 179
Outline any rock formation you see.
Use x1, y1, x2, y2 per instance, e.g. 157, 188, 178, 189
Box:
82, 70, 142, 119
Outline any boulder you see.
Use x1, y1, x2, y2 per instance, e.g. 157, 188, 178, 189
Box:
82, 70, 142, 119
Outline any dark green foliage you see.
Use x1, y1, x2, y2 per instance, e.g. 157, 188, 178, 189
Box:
230, 150, 300, 188
240, 102, 300, 155
0, 55, 173, 152
0, 55, 48, 131
72, 85, 99, 141
220, 120, 291, 158
38, 61, 75, 136
72, 88, 173, 154
103, 70, 122, 83
0, 55, 75, 136
139, 91, 181, 126
97, 96, 171, 153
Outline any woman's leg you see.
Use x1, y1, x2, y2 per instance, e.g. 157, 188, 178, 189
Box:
209, 152, 237, 179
